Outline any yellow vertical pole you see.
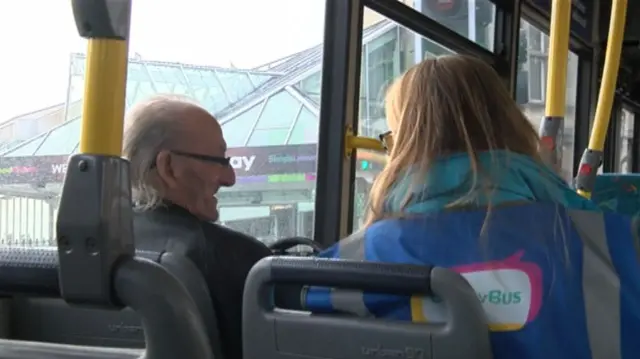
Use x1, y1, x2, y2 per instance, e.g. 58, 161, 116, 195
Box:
74, 2, 130, 157
576, 0, 627, 198
538, 0, 572, 171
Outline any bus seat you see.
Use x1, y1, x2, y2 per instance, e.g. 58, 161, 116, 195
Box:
156, 252, 224, 359
131, 207, 225, 357
3, 248, 223, 358
6, 250, 160, 348
592, 174, 640, 255
0, 338, 141, 359
592, 173, 640, 216
9, 297, 145, 348
243, 256, 492, 359
0, 247, 214, 358
132, 207, 208, 258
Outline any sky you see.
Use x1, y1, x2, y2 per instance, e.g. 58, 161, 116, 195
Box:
0, 0, 326, 121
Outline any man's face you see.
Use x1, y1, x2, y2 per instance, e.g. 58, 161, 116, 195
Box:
156, 107, 236, 221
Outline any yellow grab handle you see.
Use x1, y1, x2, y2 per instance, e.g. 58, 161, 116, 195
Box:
576, 0, 627, 198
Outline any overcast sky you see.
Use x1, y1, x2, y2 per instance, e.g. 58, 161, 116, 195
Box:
0, 0, 326, 121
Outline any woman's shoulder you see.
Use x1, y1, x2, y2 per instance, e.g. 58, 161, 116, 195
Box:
364, 203, 591, 243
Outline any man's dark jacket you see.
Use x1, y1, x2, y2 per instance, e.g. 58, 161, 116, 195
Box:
132, 202, 272, 359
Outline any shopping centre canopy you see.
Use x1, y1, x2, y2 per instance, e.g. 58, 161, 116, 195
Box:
0, 20, 395, 199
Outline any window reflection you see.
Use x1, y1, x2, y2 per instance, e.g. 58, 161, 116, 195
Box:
394, 0, 496, 50
516, 20, 579, 182
616, 108, 635, 173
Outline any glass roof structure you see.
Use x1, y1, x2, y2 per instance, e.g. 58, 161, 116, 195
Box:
1, 19, 396, 157
221, 87, 319, 147
68, 54, 279, 114
216, 19, 395, 147
1, 54, 282, 157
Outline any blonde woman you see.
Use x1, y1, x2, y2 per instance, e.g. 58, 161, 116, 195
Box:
302, 55, 638, 358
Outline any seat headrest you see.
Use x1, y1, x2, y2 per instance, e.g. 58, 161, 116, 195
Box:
132, 207, 207, 259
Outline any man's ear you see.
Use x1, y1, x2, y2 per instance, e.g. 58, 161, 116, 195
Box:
155, 150, 179, 189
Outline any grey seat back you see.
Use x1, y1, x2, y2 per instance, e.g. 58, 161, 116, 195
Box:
132, 207, 207, 258
133, 207, 224, 357
244, 256, 493, 359
7, 250, 161, 348
10, 297, 145, 347
0, 247, 213, 359
0, 338, 142, 359
158, 253, 224, 359
7, 248, 223, 358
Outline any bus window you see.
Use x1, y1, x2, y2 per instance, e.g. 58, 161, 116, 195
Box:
516, 19, 579, 182
394, 0, 496, 51
0, 0, 325, 247
353, 9, 456, 230
616, 107, 635, 173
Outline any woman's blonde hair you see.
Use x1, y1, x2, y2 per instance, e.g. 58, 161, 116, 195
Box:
365, 55, 542, 226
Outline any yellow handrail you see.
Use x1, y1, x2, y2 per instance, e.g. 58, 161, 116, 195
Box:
545, 1, 572, 118
78, 27, 129, 156
346, 134, 386, 153
344, 125, 386, 157
539, 0, 571, 169
576, 0, 627, 198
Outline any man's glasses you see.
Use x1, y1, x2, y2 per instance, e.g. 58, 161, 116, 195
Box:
171, 150, 230, 166
379, 131, 393, 153
151, 150, 230, 168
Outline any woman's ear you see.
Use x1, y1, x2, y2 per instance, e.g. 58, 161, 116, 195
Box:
155, 150, 179, 189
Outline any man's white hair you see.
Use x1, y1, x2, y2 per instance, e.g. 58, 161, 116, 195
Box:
123, 94, 199, 210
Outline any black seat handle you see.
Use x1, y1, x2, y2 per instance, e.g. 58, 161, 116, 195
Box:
268, 256, 433, 295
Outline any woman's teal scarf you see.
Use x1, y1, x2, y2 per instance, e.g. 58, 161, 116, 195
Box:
384, 150, 598, 214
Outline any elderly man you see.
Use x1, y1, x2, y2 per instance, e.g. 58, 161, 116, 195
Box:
123, 95, 272, 359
